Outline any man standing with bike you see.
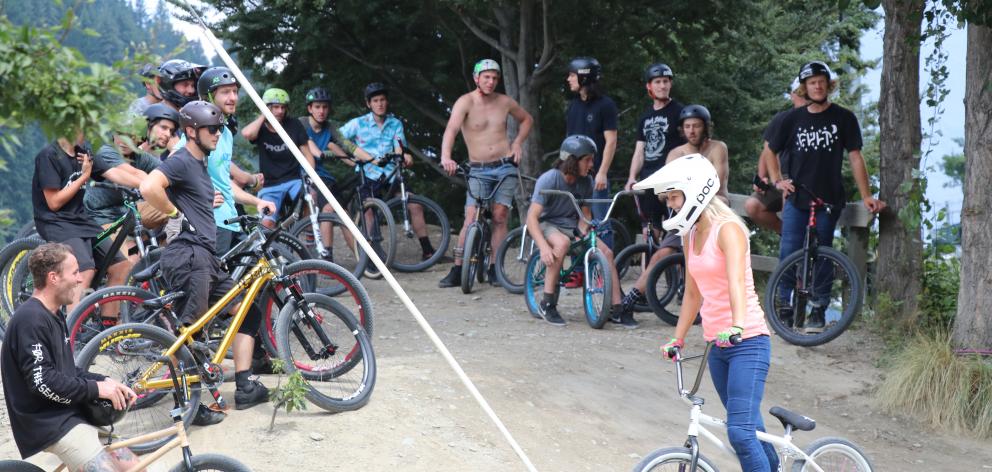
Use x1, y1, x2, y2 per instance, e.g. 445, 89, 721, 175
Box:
141, 101, 269, 421
1, 242, 141, 471
765, 61, 886, 331
439, 59, 533, 287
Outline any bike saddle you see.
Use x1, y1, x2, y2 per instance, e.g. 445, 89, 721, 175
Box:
142, 291, 186, 310
769, 406, 816, 432
131, 260, 161, 282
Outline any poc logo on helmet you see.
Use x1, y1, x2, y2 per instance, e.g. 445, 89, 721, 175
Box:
696, 178, 716, 203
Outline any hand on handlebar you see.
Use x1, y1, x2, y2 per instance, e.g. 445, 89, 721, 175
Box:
715, 326, 743, 348
255, 199, 276, 217
441, 157, 458, 176
661, 338, 684, 361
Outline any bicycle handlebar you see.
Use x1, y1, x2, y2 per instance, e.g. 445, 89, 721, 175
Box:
538, 189, 637, 226
457, 165, 519, 203
670, 338, 741, 400
92, 181, 143, 202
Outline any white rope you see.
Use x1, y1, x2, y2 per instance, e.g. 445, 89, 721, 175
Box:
185, 8, 538, 472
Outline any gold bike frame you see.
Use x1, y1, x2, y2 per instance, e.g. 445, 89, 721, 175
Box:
52, 418, 193, 472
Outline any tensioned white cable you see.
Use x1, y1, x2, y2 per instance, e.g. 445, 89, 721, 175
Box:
185, 8, 538, 472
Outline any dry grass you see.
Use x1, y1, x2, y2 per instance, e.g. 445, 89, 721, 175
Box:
876, 333, 992, 438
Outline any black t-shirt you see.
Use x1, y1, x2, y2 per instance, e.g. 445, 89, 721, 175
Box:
252, 118, 310, 186
762, 109, 792, 180
157, 147, 217, 250
636, 100, 686, 177
1, 297, 105, 458
84, 144, 161, 224
768, 104, 863, 207
31, 143, 103, 241
565, 95, 618, 171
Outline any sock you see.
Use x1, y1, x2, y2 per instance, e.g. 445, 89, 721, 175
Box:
419, 237, 434, 254
541, 292, 557, 307
235, 370, 252, 391
100, 316, 117, 327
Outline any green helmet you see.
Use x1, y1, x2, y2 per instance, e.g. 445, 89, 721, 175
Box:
473, 59, 501, 79
262, 88, 290, 105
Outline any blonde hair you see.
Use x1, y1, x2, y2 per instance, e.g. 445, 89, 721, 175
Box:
797, 79, 839, 100
701, 197, 747, 229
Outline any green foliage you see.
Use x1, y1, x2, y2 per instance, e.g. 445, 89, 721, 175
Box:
267, 358, 309, 432
916, 254, 960, 332
940, 138, 964, 187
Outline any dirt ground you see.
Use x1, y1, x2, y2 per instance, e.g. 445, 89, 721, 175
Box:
3, 262, 992, 471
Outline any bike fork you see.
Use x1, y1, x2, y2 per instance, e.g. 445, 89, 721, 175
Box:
400, 182, 412, 237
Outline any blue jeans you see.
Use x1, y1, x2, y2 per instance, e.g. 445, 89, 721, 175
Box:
591, 185, 614, 249
708, 335, 779, 472
258, 179, 303, 223
777, 199, 841, 307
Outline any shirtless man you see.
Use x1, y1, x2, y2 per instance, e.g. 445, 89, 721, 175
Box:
666, 104, 730, 204
438, 59, 534, 288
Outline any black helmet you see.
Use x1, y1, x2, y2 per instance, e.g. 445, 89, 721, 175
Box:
139, 63, 157, 79
798, 61, 833, 83
158, 59, 205, 107
179, 100, 225, 130
364, 82, 388, 101
197, 67, 238, 101
80, 398, 127, 427
144, 103, 180, 128
568, 57, 602, 86
643, 63, 674, 83
306, 87, 332, 105
559, 135, 598, 160
679, 104, 711, 125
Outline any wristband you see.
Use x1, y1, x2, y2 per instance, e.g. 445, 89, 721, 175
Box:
167, 208, 179, 219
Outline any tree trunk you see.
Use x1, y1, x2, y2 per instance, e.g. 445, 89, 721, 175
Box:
876, 0, 924, 317
952, 23, 992, 349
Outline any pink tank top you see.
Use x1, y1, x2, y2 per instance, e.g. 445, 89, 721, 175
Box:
686, 220, 770, 341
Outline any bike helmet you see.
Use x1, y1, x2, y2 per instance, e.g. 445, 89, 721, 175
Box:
179, 100, 225, 130
678, 104, 711, 126
559, 135, 598, 161
306, 87, 332, 105
364, 82, 388, 101
115, 113, 148, 138
473, 59, 501, 79
262, 88, 290, 105
144, 103, 181, 129
798, 61, 833, 83
158, 59, 205, 107
643, 63, 674, 83
568, 57, 602, 85
197, 67, 239, 101
633, 154, 720, 235
80, 398, 127, 427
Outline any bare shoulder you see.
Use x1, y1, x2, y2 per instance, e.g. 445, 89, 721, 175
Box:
666, 145, 689, 163
716, 219, 748, 250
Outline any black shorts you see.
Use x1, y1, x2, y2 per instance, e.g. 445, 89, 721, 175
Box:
62, 237, 126, 272
749, 189, 783, 213
313, 175, 347, 209
636, 192, 667, 230
160, 243, 259, 334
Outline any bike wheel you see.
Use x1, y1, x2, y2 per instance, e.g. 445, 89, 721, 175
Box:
791, 437, 874, 472
632, 447, 718, 472
168, 453, 253, 472
289, 213, 369, 279
66, 285, 160, 353
494, 226, 532, 294
14, 221, 37, 239
614, 243, 651, 312
357, 198, 396, 279
604, 217, 632, 253
764, 247, 863, 346
386, 195, 451, 272
259, 259, 374, 356
582, 251, 612, 329
0, 460, 45, 472
0, 237, 44, 331
275, 293, 376, 412
460, 224, 483, 294
74, 323, 200, 454
523, 252, 546, 319
645, 253, 697, 327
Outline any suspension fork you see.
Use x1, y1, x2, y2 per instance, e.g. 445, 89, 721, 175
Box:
303, 189, 328, 258
399, 180, 412, 235
277, 275, 337, 359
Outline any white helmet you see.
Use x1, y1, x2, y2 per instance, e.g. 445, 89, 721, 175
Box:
473, 59, 501, 79
632, 154, 720, 235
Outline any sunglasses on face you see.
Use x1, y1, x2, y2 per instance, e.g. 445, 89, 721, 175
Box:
201, 124, 224, 135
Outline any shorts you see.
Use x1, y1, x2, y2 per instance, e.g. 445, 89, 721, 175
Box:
312, 175, 346, 209
749, 189, 783, 213
658, 231, 683, 250
466, 163, 517, 209
44, 423, 104, 469
62, 237, 126, 272
137, 201, 169, 230
357, 176, 387, 202
636, 192, 667, 229
539, 221, 574, 241
258, 179, 304, 223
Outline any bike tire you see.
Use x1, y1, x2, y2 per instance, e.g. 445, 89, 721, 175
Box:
289, 213, 369, 280
582, 250, 613, 329
14, 221, 37, 239
0, 460, 45, 472
259, 259, 374, 356
74, 323, 200, 454
357, 198, 396, 279
168, 453, 253, 472
275, 293, 376, 412
494, 226, 531, 294
0, 237, 44, 332
522, 252, 546, 319
385, 195, 451, 272
65, 285, 159, 353
791, 436, 875, 472
764, 246, 863, 346
614, 243, 652, 312
605, 217, 632, 253
631, 447, 719, 472
645, 253, 698, 327
460, 224, 482, 294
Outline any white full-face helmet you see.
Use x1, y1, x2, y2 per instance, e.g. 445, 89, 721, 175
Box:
633, 154, 720, 235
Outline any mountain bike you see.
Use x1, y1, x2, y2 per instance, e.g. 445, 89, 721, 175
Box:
74, 215, 376, 452
377, 150, 451, 272
633, 341, 874, 471
457, 164, 517, 294
764, 184, 863, 346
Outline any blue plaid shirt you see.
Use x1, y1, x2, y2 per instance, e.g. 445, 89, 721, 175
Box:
339, 112, 406, 181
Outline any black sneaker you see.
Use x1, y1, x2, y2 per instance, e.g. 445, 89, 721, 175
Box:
191, 404, 226, 426
618, 306, 639, 329
488, 265, 498, 286
805, 305, 826, 333
235, 379, 270, 410
438, 266, 461, 288
539, 301, 566, 327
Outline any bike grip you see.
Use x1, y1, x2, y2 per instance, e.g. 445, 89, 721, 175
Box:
261, 207, 272, 216
223, 217, 239, 226
729, 334, 742, 345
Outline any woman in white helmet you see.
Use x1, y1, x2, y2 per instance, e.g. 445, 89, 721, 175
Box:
633, 154, 778, 472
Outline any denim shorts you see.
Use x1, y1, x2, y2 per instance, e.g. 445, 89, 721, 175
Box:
258, 179, 303, 222
466, 163, 518, 209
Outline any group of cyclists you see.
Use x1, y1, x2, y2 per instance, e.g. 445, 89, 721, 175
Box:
1, 50, 888, 472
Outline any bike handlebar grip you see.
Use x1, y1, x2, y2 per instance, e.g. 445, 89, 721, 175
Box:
729, 334, 742, 345
223, 217, 240, 226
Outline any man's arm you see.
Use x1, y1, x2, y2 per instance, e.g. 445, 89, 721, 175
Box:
229, 162, 260, 188
241, 115, 266, 142
139, 169, 177, 215
15, 326, 99, 404
595, 130, 618, 191
507, 98, 533, 164
626, 141, 646, 190
848, 149, 886, 213
231, 182, 276, 215
709, 141, 731, 205
101, 164, 148, 189
440, 96, 469, 175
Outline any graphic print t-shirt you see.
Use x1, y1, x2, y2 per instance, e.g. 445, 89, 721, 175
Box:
252, 118, 310, 186
636, 100, 685, 178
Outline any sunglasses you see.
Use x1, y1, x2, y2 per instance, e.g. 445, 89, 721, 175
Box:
201, 124, 224, 135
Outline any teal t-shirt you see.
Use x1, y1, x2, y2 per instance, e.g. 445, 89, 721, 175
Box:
176, 129, 239, 231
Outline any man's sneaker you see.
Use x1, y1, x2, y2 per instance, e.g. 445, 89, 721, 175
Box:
805, 305, 827, 333
421, 250, 435, 261
539, 301, 566, 326
488, 265, 498, 286
235, 379, 270, 410
563, 272, 584, 289
438, 266, 461, 288
619, 306, 639, 329
191, 404, 226, 426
